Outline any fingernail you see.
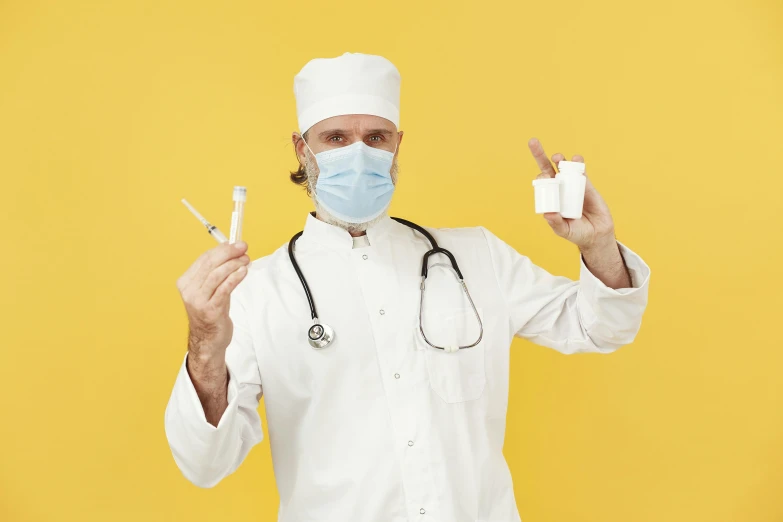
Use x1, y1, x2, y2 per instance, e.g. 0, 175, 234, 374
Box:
235, 241, 247, 249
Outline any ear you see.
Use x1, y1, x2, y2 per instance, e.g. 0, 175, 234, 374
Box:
292, 132, 307, 163
394, 130, 404, 158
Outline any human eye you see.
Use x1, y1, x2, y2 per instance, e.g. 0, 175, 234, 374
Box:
367, 135, 383, 144
328, 135, 344, 143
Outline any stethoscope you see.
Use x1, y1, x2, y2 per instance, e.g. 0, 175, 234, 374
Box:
288, 216, 484, 352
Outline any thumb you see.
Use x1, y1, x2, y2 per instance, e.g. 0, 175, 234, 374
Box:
543, 212, 570, 238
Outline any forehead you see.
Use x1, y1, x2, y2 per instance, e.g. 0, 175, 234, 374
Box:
308, 114, 397, 135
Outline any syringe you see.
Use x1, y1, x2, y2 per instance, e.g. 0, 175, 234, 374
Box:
181, 198, 228, 244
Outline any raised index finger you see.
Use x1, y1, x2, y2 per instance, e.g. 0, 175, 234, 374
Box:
528, 138, 557, 178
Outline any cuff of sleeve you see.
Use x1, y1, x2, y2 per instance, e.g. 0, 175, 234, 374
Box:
577, 240, 651, 325
579, 240, 651, 295
171, 351, 241, 436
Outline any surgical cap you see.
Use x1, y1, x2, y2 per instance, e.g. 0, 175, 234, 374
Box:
293, 52, 401, 134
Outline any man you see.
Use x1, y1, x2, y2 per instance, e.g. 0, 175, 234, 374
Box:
165, 52, 650, 522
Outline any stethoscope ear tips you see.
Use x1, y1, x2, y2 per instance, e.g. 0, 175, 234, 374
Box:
308, 321, 334, 349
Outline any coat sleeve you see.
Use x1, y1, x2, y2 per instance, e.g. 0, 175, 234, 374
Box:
164, 291, 264, 487
479, 226, 651, 354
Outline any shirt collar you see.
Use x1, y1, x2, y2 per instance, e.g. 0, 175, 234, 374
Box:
299, 211, 396, 251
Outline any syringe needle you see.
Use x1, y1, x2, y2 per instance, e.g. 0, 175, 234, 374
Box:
181, 198, 228, 244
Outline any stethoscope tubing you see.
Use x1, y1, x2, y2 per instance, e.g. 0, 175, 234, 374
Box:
288, 215, 481, 350
288, 230, 318, 321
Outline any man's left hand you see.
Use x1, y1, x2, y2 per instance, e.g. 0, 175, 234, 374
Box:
528, 137, 617, 253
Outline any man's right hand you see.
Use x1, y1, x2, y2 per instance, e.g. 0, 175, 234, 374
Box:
176, 241, 250, 367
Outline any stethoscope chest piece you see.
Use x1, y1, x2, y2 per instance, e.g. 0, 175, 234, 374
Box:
308, 321, 334, 349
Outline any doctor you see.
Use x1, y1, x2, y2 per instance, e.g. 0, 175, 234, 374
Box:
165, 52, 650, 522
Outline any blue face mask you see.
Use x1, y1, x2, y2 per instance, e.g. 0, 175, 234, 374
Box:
302, 138, 397, 224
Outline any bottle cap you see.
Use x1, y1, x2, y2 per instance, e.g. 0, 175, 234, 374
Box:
532, 177, 559, 186
233, 186, 247, 202
557, 160, 586, 175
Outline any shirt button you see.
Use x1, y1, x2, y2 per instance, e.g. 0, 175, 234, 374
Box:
394, 373, 400, 379
379, 309, 385, 315
420, 508, 426, 514
408, 440, 414, 446
362, 254, 368, 260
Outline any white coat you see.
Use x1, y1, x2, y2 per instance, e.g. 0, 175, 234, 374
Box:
165, 212, 651, 522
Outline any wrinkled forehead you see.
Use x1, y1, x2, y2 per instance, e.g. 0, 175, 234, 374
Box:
305, 114, 398, 137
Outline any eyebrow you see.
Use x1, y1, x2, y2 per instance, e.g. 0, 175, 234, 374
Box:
316, 128, 394, 140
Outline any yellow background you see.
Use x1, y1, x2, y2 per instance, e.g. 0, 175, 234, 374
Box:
1, 0, 781, 520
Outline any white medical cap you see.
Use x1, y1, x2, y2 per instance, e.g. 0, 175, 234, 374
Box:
294, 52, 400, 134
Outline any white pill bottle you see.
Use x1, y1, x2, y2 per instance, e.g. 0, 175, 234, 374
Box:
556, 160, 587, 219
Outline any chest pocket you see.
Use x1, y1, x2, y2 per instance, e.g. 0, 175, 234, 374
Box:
413, 262, 486, 403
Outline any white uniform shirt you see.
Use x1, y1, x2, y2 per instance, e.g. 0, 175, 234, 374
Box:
164, 213, 651, 522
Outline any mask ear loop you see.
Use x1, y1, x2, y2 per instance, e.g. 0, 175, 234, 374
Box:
299, 133, 316, 164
